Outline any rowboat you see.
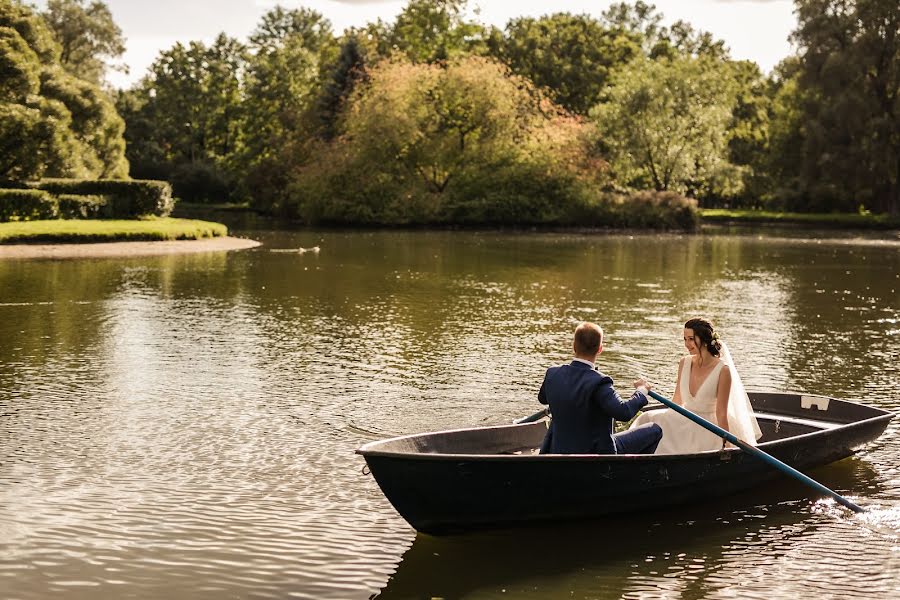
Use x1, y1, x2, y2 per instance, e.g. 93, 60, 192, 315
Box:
356, 392, 893, 535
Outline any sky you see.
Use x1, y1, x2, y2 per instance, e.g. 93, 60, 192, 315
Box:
37, 0, 799, 89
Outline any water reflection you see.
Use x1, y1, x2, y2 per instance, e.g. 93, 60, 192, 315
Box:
0, 230, 897, 599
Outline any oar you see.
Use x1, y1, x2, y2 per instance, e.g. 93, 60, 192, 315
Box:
514, 408, 549, 424
647, 389, 865, 513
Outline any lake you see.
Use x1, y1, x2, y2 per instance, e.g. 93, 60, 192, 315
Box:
1, 227, 898, 599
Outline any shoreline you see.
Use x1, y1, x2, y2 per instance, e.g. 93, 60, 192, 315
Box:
0, 236, 261, 260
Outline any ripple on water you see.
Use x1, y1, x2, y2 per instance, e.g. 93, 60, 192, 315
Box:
0, 230, 898, 599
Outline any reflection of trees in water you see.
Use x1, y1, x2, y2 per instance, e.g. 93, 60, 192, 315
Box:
376, 458, 883, 600
0, 251, 235, 396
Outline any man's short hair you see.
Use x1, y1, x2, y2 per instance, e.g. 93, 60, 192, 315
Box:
574, 322, 603, 355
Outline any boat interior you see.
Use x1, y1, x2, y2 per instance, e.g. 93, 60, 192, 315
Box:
358, 393, 892, 457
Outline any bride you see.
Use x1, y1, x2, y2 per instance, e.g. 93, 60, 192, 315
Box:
629, 318, 762, 454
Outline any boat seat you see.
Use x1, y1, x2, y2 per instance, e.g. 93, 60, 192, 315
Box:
755, 412, 842, 430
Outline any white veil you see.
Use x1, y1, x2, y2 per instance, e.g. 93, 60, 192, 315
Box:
720, 342, 763, 443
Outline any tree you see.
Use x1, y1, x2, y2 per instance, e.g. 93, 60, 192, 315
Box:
790, 0, 899, 214
120, 34, 245, 199
1, 0, 127, 182
724, 60, 772, 206
41, 0, 125, 85
249, 5, 335, 57
592, 56, 739, 198
602, 2, 729, 61
145, 35, 244, 164
494, 13, 640, 115
235, 34, 320, 207
601, 1, 664, 54
315, 34, 369, 140
289, 56, 605, 224
388, 0, 489, 63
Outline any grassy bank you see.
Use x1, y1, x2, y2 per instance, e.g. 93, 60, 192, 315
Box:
700, 209, 900, 229
0, 218, 228, 244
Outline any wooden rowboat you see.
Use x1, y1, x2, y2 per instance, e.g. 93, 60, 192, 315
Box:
357, 392, 893, 535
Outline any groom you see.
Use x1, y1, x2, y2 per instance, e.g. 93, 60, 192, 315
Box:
538, 322, 663, 454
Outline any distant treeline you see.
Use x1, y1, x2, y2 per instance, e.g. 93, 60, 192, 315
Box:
1, 0, 897, 226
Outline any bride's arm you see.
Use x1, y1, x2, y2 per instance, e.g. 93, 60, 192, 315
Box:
672, 357, 685, 406
716, 365, 732, 432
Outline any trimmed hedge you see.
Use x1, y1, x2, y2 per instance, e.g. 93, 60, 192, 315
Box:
57, 194, 107, 219
0, 189, 58, 222
33, 179, 175, 218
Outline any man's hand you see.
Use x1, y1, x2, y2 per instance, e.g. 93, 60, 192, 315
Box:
633, 379, 652, 395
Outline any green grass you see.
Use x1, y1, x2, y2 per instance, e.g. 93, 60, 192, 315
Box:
0, 217, 228, 244
700, 209, 900, 229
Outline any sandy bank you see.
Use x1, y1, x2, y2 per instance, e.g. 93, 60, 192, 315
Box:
0, 236, 261, 260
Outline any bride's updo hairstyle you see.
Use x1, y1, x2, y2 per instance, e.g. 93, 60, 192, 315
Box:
684, 317, 722, 357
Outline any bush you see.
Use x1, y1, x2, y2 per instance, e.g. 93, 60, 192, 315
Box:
570, 191, 700, 230
0, 189, 58, 221
443, 160, 587, 225
33, 179, 175, 218
170, 161, 235, 203
610, 191, 700, 230
57, 194, 107, 219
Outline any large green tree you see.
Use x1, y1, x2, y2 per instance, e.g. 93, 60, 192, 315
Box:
790, 0, 899, 214
592, 55, 740, 198
289, 56, 604, 224
119, 34, 245, 199
493, 13, 640, 115
1, 0, 127, 182
233, 7, 336, 206
235, 35, 320, 208
41, 0, 125, 85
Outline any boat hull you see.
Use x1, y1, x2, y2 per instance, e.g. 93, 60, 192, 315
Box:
358, 393, 892, 534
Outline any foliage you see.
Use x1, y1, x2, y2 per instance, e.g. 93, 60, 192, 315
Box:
0, 188, 57, 220
285, 56, 697, 228
249, 5, 336, 58
119, 34, 246, 200
41, 0, 125, 85
234, 17, 325, 209
601, 2, 729, 60
113, 87, 167, 180
56, 193, 105, 218
723, 60, 772, 207
0, 217, 227, 243
315, 33, 369, 140
34, 178, 174, 217
700, 208, 900, 229
0, 0, 127, 182
789, 0, 899, 215
598, 191, 699, 230
492, 13, 640, 115
592, 55, 740, 199
169, 161, 235, 204
388, 0, 489, 63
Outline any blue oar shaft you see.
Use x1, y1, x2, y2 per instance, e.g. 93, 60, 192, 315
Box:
648, 390, 864, 513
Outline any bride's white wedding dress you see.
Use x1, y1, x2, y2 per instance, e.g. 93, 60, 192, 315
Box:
630, 344, 762, 454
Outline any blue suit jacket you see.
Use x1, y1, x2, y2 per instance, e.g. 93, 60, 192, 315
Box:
538, 361, 648, 454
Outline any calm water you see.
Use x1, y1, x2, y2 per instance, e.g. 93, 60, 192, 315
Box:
1, 228, 898, 600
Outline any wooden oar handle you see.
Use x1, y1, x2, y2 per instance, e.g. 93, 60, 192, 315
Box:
515, 408, 549, 424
